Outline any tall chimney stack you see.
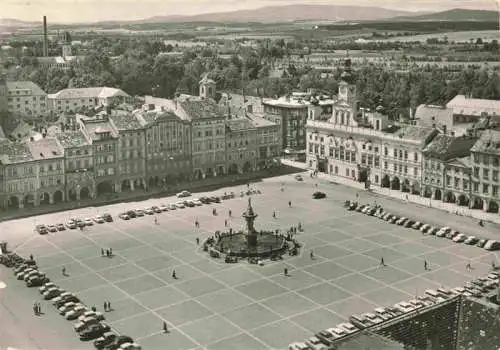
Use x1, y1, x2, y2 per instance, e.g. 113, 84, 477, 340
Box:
43, 16, 48, 57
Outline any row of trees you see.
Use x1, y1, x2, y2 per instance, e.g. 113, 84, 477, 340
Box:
4, 38, 500, 121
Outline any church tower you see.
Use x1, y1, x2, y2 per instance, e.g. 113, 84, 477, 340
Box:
61, 31, 72, 58
199, 74, 216, 99
338, 58, 357, 109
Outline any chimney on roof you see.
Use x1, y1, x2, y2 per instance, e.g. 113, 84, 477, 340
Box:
42, 16, 48, 57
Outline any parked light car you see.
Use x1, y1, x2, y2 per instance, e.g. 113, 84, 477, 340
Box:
192, 199, 203, 206
39, 282, 57, 294
337, 322, 358, 334
143, 208, 154, 215
106, 336, 134, 350
103, 213, 113, 222
94, 215, 105, 224
363, 312, 384, 324
374, 307, 393, 320
175, 202, 185, 209
447, 230, 460, 239
65, 305, 88, 320
53, 293, 78, 306
47, 225, 58, 233
177, 190, 191, 198
389, 216, 399, 224
27, 275, 50, 287
78, 310, 104, 322
288, 342, 310, 350
404, 219, 415, 228
420, 224, 431, 233
452, 233, 467, 243
168, 204, 177, 210
484, 240, 500, 251
35, 224, 48, 234
408, 299, 425, 309
134, 209, 145, 217
66, 221, 77, 229
58, 302, 82, 315
119, 342, 141, 350
119, 213, 130, 220
14, 263, 35, 275
159, 205, 169, 212
294, 174, 304, 181
79, 323, 111, 341
477, 239, 488, 248
16, 267, 37, 280
151, 206, 162, 214
427, 227, 439, 235
305, 336, 328, 350
394, 301, 416, 313
361, 206, 371, 214
73, 316, 100, 332
56, 223, 66, 231
349, 314, 373, 329
83, 218, 94, 226
436, 227, 451, 237
412, 222, 423, 230
396, 217, 408, 225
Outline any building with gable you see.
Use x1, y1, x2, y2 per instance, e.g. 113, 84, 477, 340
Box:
6, 81, 48, 118
48, 87, 131, 113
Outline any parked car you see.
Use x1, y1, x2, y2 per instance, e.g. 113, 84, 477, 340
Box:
78, 311, 104, 322
56, 223, 66, 231
477, 239, 488, 248
27, 275, 49, 287
39, 282, 57, 294
53, 294, 79, 308
349, 314, 372, 329
83, 218, 94, 226
436, 227, 451, 237
119, 213, 130, 220
184, 200, 195, 208
396, 217, 408, 225
15, 263, 36, 275
389, 216, 399, 224
446, 230, 460, 239
464, 236, 479, 245
66, 221, 77, 229
16, 268, 37, 280
24, 270, 44, 281
394, 301, 416, 313
159, 205, 169, 212
404, 219, 415, 228
305, 336, 328, 350
312, 191, 326, 199
102, 213, 113, 222
126, 210, 137, 218
94, 215, 105, 224
374, 307, 394, 320
420, 224, 431, 233
363, 312, 384, 324
119, 342, 141, 350
74, 317, 100, 332
168, 204, 177, 210
175, 202, 185, 209
177, 190, 191, 198
412, 222, 423, 230
484, 240, 500, 251
58, 301, 82, 315
143, 208, 154, 215
192, 199, 203, 206
288, 342, 310, 350
79, 323, 111, 341
134, 209, 145, 217
210, 196, 221, 203
428, 227, 439, 235
294, 174, 304, 181
337, 322, 358, 334
65, 305, 88, 320
199, 196, 211, 204
94, 332, 117, 349
35, 224, 48, 234
452, 233, 467, 243
104, 335, 134, 350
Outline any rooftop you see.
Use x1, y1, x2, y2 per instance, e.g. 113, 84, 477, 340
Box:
247, 114, 278, 128
226, 118, 256, 132
135, 110, 183, 126
471, 130, 500, 154
55, 130, 89, 149
110, 111, 143, 131
0, 140, 33, 165
447, 95, 500, 117
263, 94, 334, 109
49, 87, 130, 100
423, 134, 478, 160
81, 118, 118, 141
179, 99, 225, 120
27, 137, 64, 160
336, 333, 404, 350
6, 81, 46, 96
394, 125, 437, 142
414, 104, 453, 123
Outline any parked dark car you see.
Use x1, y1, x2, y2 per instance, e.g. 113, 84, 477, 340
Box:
105, 335, 134, 350
312, 191, 326, 199
102, 213, 113, 222
36, 225, 48, 235
79, 323, 110, 341
54, 295, 79, 308
94, 332, 117, 349
126, 210, 137, 218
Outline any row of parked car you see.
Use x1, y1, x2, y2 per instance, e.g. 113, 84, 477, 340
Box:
35, 214, 113, 235
118, 191, 240, 220
347, 202, 500, 251
7, 255, 140, 349
289, 272, 500, 350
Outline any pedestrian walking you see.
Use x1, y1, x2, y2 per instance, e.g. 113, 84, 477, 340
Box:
225, 219, 228, 227
154, 216, 158, 225
272, 211, 276, 219
492, 260, 496, 270
380, 257, 386, 267
103, 301, 108, 312
106, 249, 110, 257
62, 266, 67, 276
466, 262, 472, 272
310, 250, 315, 260
196, 237, 200, 245
33, 303, 38, 316
228, 210, 232, 217
163, 321, 169, 333
101, 248, 105, 256
424, 260, 428, 271
91, 306, 96, 312
109, 248, 113, 257
172, 269, 177, 279
288, 201, 291, 207
107, 301, 111, 311
30, 254, 34, 261
284, 267, 289, 276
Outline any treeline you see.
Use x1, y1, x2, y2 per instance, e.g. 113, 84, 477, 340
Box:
4, 38, 500, 121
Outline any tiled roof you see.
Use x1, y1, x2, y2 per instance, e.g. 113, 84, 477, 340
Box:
226, 118, 255, 131
50, 87, 129, 100
471, 130, 500, 154
82, 119, 118, 141
136, 110, 182, 126
0, 140, 33, 164
394, 125, 437, 142
447, 156, 471, 168
6, 81, 46, 96
423, 134, 478, 160
110, 111, 143, 131
27, 137, 64, 160
179, 99, 224, 120
56, 130, 89, 148
447, 95, 500, 117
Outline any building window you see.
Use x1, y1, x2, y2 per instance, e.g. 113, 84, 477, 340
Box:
493, 185, 498, 197
375, 175, 379, 183
414, 153, 418, 162
384, 147, 388, 156
374, 157, 380, 168
346, 169, 349, 177
483, 169, 489, 180
493, 170, 498, 182
473, 154, 479, 163
404, 166, 408, 175
473, 167, 479, 178
413, 167, 418, 176
384, 161, 388, 170
463, 180, 468, 190
473, 182, 479, 193
483, 184, 489, 194
446, 175, 451, 186
404, 151, 408, 160
483, 155, 490, 165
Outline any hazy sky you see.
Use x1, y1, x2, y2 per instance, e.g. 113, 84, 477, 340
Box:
2, 0, 498, 23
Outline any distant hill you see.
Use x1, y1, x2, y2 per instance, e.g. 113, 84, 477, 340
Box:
391, 8, 499, 22
143, 5, 418, 23
0, 18, 38, 27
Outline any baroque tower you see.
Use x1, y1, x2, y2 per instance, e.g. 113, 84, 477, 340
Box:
338, 58, 357, 110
